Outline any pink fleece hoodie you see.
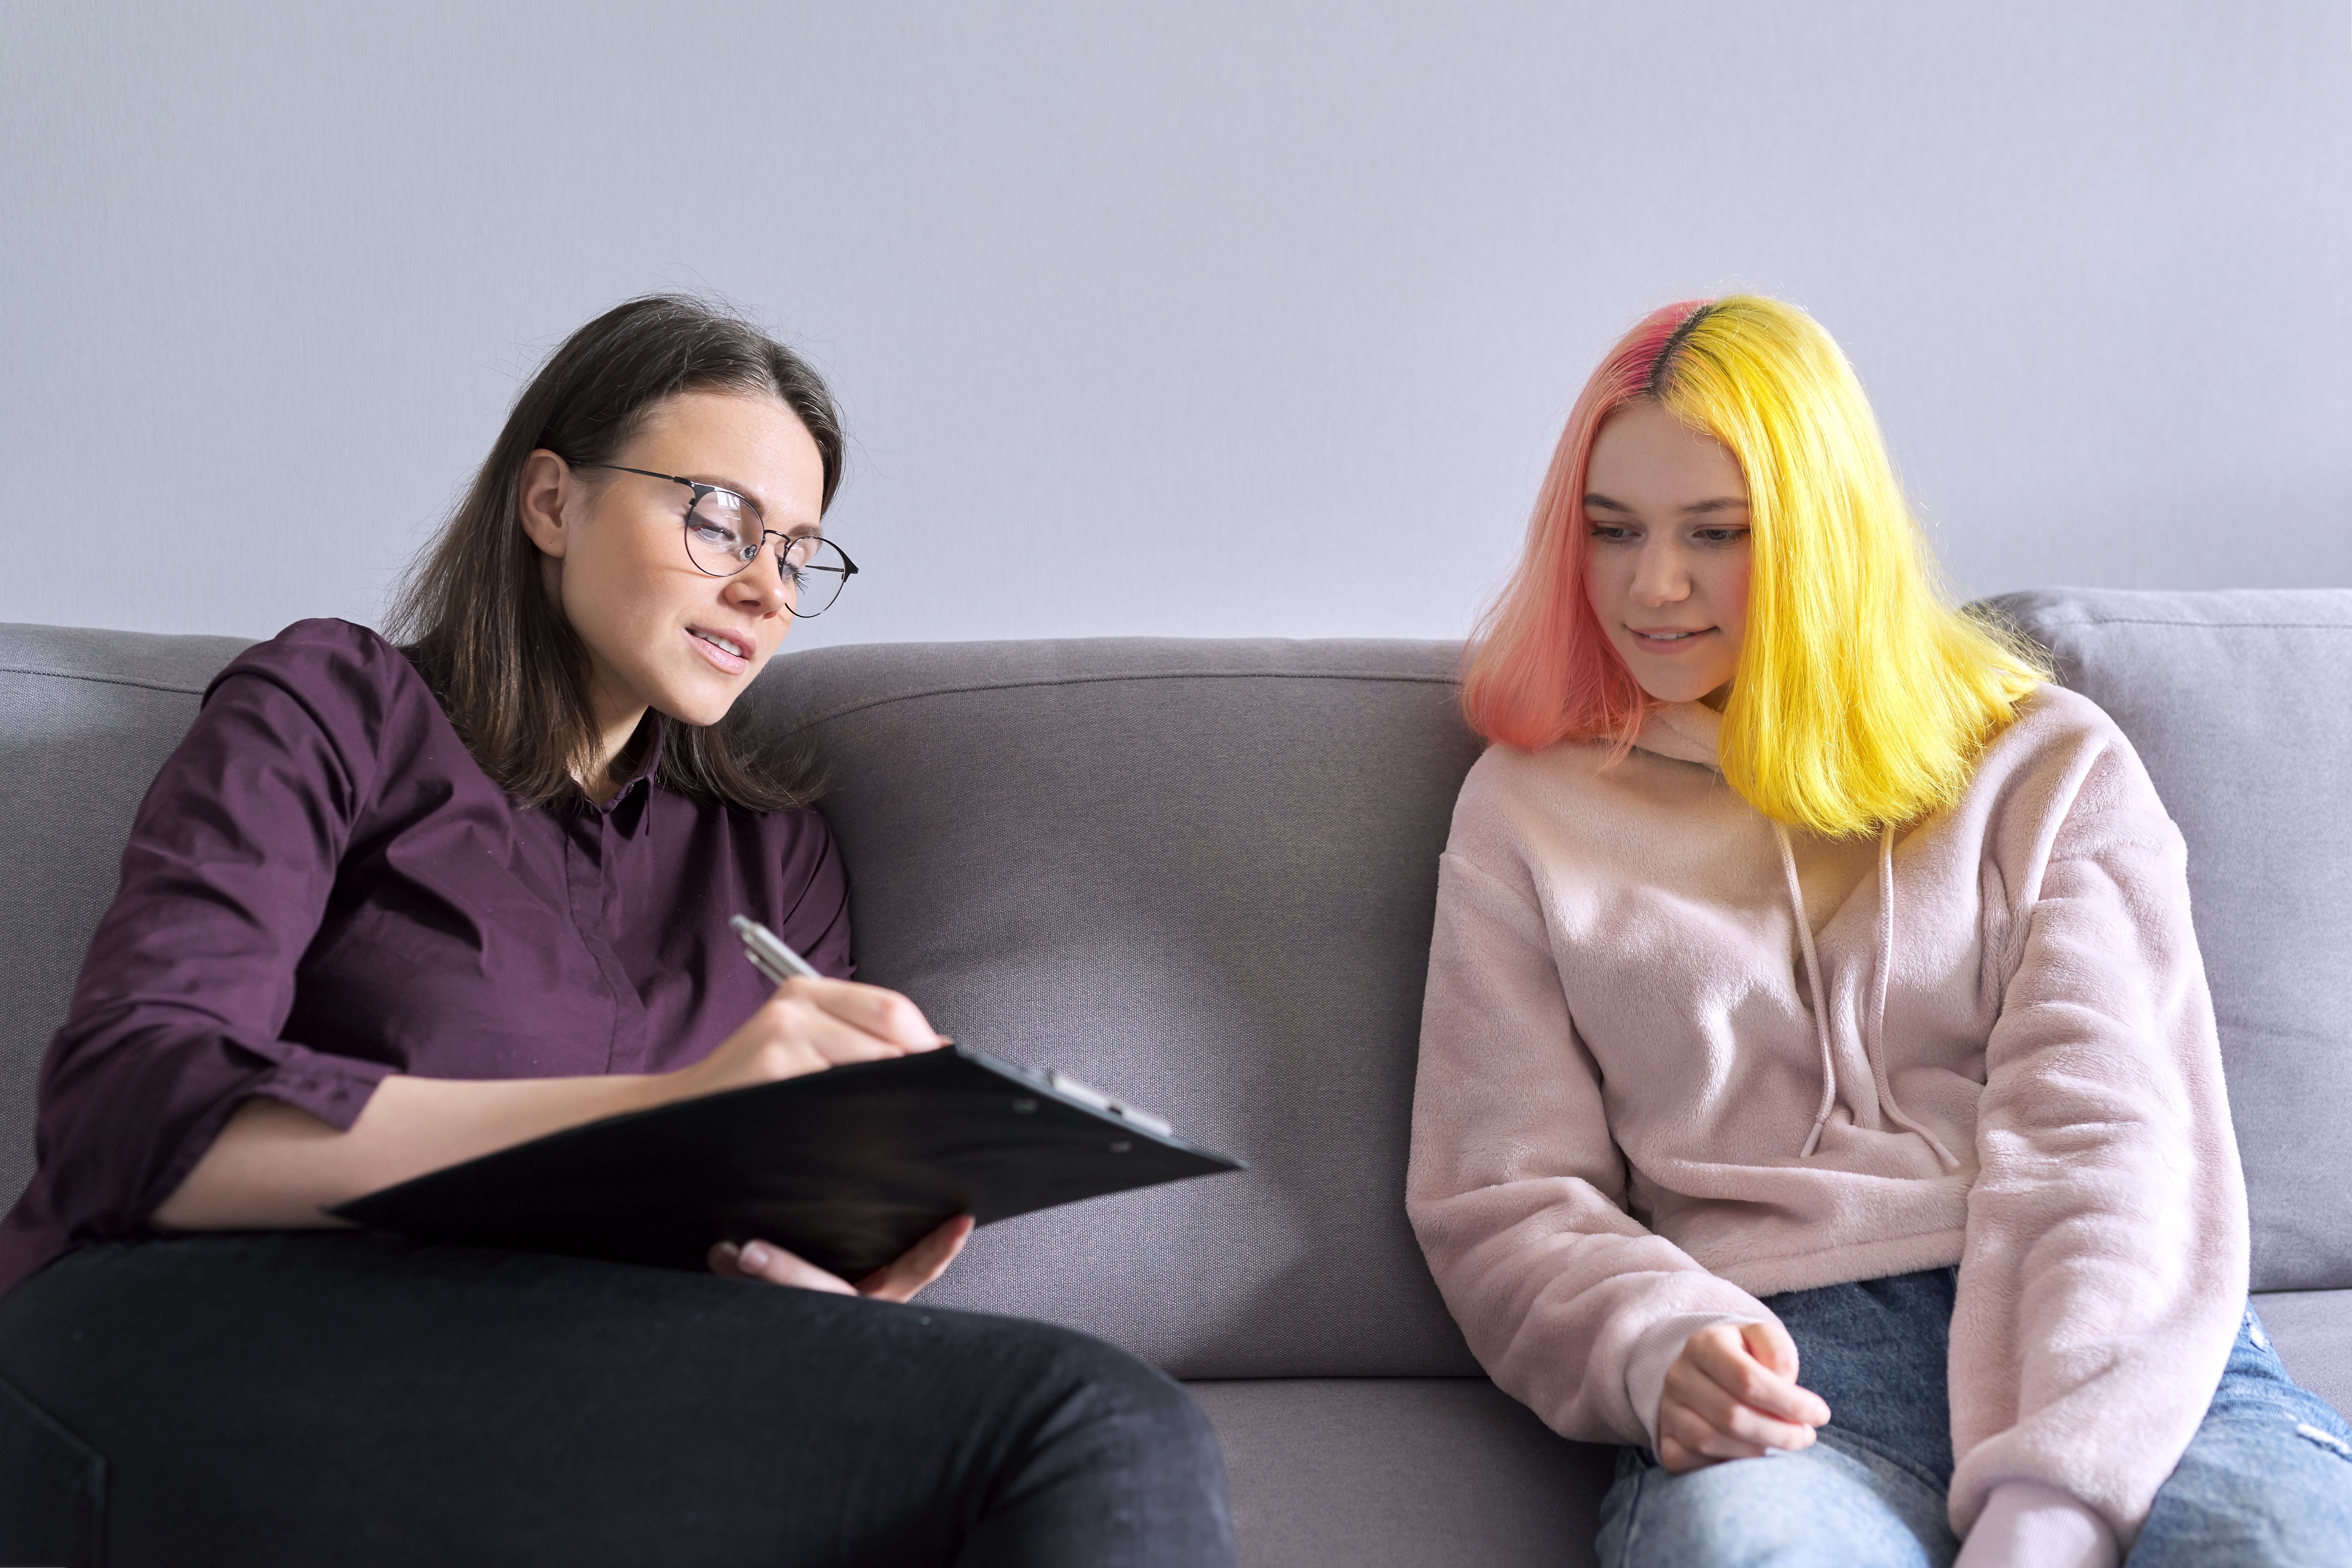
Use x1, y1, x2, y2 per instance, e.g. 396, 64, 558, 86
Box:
1407, 686, 2247, 1561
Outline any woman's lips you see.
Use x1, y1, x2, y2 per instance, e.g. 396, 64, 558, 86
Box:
687, 626, 752, 675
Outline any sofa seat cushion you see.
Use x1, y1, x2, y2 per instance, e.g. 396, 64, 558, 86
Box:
2253, 1288, 2352, 1417
1189, 1301, 2352, 1568
1186, 1377, 1613, 1568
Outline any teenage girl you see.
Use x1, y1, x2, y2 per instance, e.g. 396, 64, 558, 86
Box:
1410, 295, 2352, 1566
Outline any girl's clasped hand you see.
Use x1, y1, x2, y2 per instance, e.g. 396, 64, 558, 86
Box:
1655, 1321, 1830, 1472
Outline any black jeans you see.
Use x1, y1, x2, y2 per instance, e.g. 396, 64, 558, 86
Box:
0, 1231, 1236, 1567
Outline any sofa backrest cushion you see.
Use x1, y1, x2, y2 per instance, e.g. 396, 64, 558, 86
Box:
1991, 588, 2352, 1292
0, 625, 257, 1211
8, 592, 2340, 1355
741, 638, 1486, 1377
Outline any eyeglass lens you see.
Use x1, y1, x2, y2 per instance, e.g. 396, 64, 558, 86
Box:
682, 490, 851, 618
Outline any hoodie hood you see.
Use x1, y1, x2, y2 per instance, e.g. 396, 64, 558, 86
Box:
1631, 701, 1724, 770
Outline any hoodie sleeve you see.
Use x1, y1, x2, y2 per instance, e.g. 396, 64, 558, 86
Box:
1948, 724, 2248, 1549
1407, 805, 1774, 1447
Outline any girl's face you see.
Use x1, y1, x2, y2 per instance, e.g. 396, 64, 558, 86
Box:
1581, 401, 1752, 709
519, 389, 826, 743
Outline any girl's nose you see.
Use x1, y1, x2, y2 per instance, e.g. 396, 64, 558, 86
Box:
1630, 543, 1689, 605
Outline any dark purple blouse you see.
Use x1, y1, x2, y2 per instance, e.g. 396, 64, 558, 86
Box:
0, 618, 852, 1293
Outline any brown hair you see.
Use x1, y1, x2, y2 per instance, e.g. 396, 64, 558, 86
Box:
388, 295, 841, 810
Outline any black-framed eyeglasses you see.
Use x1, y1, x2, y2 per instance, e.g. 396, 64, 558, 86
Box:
579, 464, 859, 619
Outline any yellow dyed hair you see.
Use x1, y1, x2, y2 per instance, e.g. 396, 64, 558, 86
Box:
1462, 294, 2049, 837
1662, 297, 2045, 835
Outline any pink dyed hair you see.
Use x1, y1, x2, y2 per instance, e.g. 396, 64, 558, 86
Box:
1460, 300, 1706, 751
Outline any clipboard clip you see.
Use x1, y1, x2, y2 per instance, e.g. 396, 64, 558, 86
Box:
1044, 1070, 1174, 1138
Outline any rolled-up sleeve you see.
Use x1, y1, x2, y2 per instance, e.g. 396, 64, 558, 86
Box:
3, 637, 400, 1279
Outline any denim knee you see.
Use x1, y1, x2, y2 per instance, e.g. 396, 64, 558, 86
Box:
1597, 1435, 1957, 1568
2129, 1307, 2352, 1567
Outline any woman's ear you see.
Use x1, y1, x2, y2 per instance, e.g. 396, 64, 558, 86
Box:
516, 450, 574, 559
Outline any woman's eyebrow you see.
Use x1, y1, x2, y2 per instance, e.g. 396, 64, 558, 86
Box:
687, 474, 822, 537
675, 473, 769, 519
1583, 493, 1634, 512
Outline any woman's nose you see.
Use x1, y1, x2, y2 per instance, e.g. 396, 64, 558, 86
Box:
728, 539, 793, 615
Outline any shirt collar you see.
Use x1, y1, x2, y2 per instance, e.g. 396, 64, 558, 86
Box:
586, 711, 667, 833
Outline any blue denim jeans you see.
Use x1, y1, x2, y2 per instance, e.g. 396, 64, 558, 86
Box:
1594, 1267, 2352, 1567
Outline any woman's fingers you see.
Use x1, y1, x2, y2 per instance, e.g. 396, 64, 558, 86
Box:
854, 1214, 974, 1303
784, 978, 948, 1054
675, 980, 948, 1101
708, 1238, 856, 1296
707, 1217, 972, 1304
741, 980, 947, 1075
755, 994, 920, 1073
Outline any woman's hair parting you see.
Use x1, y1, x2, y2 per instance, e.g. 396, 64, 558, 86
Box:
388, 294, 841, 810
1459, 295, 2049, 837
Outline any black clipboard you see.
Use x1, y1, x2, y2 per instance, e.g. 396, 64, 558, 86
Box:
329, 1045, 1243, 1280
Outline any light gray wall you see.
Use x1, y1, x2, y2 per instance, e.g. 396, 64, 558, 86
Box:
4, 2, 2348, 651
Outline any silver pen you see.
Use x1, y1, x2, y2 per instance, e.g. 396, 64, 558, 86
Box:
731, 912, 1174, 1137
730, 914, 823, 985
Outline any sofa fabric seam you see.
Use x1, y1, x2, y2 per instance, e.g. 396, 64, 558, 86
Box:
2020, 617, 2352, 633
0, 663, 211, 697
784, 668, 1461, 731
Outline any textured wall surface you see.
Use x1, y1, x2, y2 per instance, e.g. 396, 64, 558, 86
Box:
4, 2, 2348, 646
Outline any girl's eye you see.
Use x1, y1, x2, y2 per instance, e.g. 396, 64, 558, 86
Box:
1587, 522, 1636, 541
1696, 528, 1750, 546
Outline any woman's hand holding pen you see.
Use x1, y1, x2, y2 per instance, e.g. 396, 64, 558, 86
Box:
1656, 1321, 1832, 1473
659, 975, 949, 1101
660, 973, 970, 1301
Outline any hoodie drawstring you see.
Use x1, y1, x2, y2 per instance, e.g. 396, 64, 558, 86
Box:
1865, 825, 1961, 1168
1775, 823, 1840, 1159
1775, 821, 1961, 1169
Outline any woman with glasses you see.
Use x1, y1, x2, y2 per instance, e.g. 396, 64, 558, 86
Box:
0, 296, 1234, 1567
1409, 296, 2352, 1566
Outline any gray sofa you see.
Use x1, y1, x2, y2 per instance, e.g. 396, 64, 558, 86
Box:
2, 585, 2347, 1565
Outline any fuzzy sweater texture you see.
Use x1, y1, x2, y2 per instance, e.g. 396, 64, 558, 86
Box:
1407, 687, 2248, 1554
